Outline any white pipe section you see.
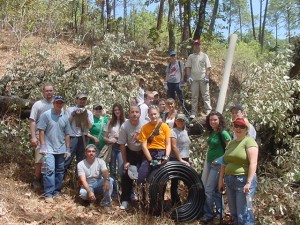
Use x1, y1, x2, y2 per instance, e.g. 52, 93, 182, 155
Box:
216, 34, 238, 114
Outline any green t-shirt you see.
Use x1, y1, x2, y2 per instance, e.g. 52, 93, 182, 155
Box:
88, 115, 108, 151
224, 136, 258, 176
207, 130, 231, 162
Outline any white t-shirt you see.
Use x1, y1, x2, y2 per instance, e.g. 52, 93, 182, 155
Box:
170, 128, 191, 159
77, 158, 107, 184
29, 99, 53, 131
186, 52, 211, 80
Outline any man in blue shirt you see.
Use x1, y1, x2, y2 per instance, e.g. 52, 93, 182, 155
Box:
38, 96, 71, 203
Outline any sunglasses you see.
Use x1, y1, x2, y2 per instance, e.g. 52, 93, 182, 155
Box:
233, 124, 247, 129
94, 107, 102, 110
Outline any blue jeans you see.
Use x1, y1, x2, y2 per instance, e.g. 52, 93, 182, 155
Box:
203, 163, 224, 219
64, 136, 87, 171
109, 143, 123, 196
79, 177, 114, 206
42, 153, 65, 198
225, 175, 257, 225
167, 82, 184, 106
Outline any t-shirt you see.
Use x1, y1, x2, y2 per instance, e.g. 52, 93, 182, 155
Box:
88, 115, 109, 151
165, 61, 184, 83
104, 120, 121, 139
224, 136, 258, 176
117, 120, 143, 152
139, 122, 171, 150
185, 52, 211, 80
139, 103, 149, 125
66, 106, 94, 137
37, 109, 71, 154
77, 158, 107, 184
29, 99, 53, 131
207, 130, 231, 162
170, 128, 190, 158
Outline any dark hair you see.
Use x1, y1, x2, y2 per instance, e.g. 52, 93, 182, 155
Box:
108, 103, 125, 130
173, 112, 186, 130
205, 110, 226, 133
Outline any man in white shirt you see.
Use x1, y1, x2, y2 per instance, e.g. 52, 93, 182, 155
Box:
186, 40, 212, 119
138, 91, 154, 125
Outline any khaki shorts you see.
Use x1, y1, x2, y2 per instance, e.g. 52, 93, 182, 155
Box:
34, 144, 44, 164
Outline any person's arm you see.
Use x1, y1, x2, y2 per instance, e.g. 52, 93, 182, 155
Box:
218, 164, 225, 192
171, 137, 189, 165
120, 144, 129, 170
165, 137, 171, 158
102, 169, 111, 192
39, 129, 45, 145
65, 134, 70, 149
87, 133, 99, 144
103, 130, 116, 144
180, 61, 185, 81
29, 119, 38, 147
186, 67, 191, 78
79, 174, 96, 201
141, 142, 152, 161
205, 67, 211, 79
244, 146, 258, 193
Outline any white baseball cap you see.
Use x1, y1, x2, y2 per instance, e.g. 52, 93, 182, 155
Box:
128, 165, 138, 180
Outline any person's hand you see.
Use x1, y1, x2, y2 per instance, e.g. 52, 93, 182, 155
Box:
164, 82, 168, 90
123, 162, 130, 171
187, 77, 193, 85
39, 144, 47, 155
150, 159, 160, 166
109, 138, 117, 143
94, 137, 99, 144
103, 179, 110, 192
64, 148, 71, 160
114, 132, 119, 139
181, 160, 190, 167
87, 190, 96, 201
218, 180, 225, 193
161, 155, 169, 165
243, 182, 251, 193
179, 80, 184, 90
30, 137, 38, 148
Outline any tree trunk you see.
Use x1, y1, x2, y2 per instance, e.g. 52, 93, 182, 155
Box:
250, 0, 256, 40
261, 0, 269, 51
258, 0, 262, 44
182, 0, 191, 42
194, 0, 208, 40
100, 0, 105, 30
168, 0, 176, 51
157, 0, 165, 31
106, 0, 112, 32
80, 0, 85, 33
208, 0, 219, 37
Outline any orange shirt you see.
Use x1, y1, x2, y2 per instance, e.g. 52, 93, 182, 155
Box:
139, 122, 171, 150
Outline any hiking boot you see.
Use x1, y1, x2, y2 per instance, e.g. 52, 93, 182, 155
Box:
45, 197, 54, 203
120, 201, 128, 210
32, 178, 42, 191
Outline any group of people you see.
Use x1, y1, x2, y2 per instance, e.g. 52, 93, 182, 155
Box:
28, 39, 259, 224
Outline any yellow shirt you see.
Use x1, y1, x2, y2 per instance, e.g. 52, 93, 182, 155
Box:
139, 122, 171, 150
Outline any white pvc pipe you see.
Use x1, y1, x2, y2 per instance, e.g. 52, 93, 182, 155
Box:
216, 34, 238, 114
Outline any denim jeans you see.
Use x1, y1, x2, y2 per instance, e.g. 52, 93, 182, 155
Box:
167, 82, 184, 106
225, 175, 257, 225
79, 177, 114, 206
109, 143, 123, 197
203, 163, 224, 219
64, 136, 87, 171
42, 153, 65, 198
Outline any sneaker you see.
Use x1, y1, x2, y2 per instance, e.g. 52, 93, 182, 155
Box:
120, 201, 128, 210
130, 192, 138, 201
45, 197, 54, 203
189, 114, 195, 119
199, 215, 213, 223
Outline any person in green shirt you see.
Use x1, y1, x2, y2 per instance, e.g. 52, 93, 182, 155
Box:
200, 110, 231, 223
87, 104, 108, 155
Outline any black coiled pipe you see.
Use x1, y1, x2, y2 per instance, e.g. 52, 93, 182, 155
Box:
147, 161, 205, 222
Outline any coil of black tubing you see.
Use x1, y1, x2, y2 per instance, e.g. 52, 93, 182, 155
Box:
147, 161, 205, 222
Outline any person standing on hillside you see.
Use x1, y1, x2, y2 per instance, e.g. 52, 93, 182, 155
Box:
38, 96, 71, 203
138, 91, 154, 125
164, 51, 185, 106
118, 105, 144, 209
186, 40, 212, 119
64, 93, 94, 172
29, 84, 54, 190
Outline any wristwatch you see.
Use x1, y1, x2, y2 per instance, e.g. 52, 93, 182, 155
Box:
105, 178, 110, 181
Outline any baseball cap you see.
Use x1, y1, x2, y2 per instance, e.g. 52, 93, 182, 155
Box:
169, 51, 176, 56
128, 165, 138, 180
93, 103, 102, 110
76, 93, 88, 99
193, 40, 202, 45
230, 104, 244, 112
54, 96, 65, 102
233, 118, 248, 128
152, 91, 159, 96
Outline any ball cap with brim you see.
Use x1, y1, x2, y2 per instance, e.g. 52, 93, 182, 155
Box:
152, 91, 159, 96
76, 93, 88, 99
193, 40, 202, 45
175, 113, 187, 122
169, 51, 176, 56
233, 118, 248, 128
128, 165, 138, 180
230, 104, 244, 112
93, 103, 102, 110
54, 96, 65, 102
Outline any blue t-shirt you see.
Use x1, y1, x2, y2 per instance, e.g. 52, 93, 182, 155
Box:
37, 109, 71, 154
